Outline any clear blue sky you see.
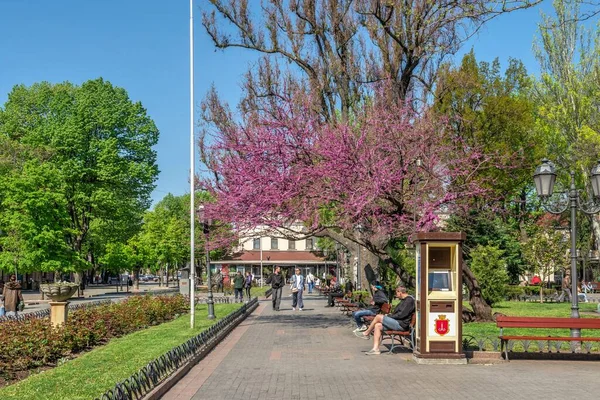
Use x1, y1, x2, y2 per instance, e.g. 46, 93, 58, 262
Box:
0, 0, 554, 205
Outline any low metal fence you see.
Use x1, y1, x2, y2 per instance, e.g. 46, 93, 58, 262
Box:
95, 297, 258, 400
0, 299, 114, 323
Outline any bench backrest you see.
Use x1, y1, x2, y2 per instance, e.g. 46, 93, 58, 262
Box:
496, 315, 600, 329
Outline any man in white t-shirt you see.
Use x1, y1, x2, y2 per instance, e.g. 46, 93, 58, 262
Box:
306, 272, 315, 293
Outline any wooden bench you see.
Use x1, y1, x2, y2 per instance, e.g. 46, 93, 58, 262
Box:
496, 315, 600, 360
381, 313, 415, 353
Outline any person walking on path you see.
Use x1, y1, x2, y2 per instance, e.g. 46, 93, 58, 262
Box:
233, 271, 245, 303
290, 268, 305, 311
215, 270, 224, 293
306, 272, 315, 294
244, 271, 253, 301
266, 266, 284, 311
3, 274, 24, 317
558, 269, 571, 303
355, 286, 415, 355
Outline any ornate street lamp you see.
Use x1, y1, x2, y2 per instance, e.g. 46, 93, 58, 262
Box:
533, 159, 600, 337
197, 205, 215, 319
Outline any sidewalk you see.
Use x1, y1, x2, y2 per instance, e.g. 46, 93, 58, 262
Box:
162, 289, 599, 400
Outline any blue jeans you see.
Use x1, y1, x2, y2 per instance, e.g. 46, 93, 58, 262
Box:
353, 309, 376, 327
382, 316, 403, 331
292, 290, 304, 308
307, 282, 314, 293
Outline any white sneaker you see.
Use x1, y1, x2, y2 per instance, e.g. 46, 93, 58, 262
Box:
358, 325, 367, 332
352, 327, 362, 333
292, 307, 295, 311
299, 308, 303, 311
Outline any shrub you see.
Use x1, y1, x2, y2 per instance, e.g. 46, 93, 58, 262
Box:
469, 244, 509, 306
0, 294, 188, 377
504, 285, 525, 300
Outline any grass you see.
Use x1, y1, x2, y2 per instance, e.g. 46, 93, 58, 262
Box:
0, 303, 242, 400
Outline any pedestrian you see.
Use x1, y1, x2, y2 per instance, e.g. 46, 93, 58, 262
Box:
558, 270, 571, 302
3, 275, 24, 317
233, 271, 245, 302
244, 271, 253, 301
290, 268, 305, 311
215, 270, 224, 293
265, 266, 284, 311
306, 272, 315, 294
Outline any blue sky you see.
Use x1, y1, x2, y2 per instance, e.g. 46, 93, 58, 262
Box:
0, 0, 555, 205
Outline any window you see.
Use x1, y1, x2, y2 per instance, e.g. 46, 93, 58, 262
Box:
289, 240, 296, 250
271, 238, 278, 250
253, 238, 260, 250
428, 271, 452, 292
306, 238, 313, 250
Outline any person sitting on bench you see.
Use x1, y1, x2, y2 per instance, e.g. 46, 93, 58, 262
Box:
325, 281, 343, 307
355, 286, 415, 355
351, 281, 388, 332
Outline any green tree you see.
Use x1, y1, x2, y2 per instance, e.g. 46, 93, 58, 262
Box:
532, 0, 600, 249
435, 51, 540, 205
522, 228, 569, 302
468, 244, 509, 307
0, 79, 159, 278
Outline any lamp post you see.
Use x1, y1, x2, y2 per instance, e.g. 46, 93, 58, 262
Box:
188, 0, 196, 329
533, 158, 600, 338
197, 205, 215, 319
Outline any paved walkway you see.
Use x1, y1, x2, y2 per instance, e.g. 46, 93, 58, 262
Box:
161, 289, 600, 400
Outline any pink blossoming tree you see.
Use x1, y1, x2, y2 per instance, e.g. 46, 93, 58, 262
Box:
201, 91, 497, 320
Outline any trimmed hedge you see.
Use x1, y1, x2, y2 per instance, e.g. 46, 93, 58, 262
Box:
0, 295, 187, 377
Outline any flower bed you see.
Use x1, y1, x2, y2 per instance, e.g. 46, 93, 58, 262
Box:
0, 295, 187, 378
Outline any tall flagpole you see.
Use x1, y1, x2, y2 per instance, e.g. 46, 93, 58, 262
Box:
189, 0, 196, 329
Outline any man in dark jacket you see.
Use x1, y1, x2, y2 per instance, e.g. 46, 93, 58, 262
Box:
265, 266, 284, 311
325, 281, 344, 306
355, 286, 415, 355
232, 271, 245, 303
351, 282, 389, 332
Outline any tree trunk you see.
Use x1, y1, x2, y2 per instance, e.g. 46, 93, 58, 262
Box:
134, 267, 140, 290
540, 284, 544, 304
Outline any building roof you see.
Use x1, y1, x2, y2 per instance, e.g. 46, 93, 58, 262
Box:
211, 250, 335, 265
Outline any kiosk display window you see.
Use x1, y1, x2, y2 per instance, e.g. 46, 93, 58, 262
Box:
428, 270, 452, 292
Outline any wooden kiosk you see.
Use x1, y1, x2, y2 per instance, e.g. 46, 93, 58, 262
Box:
413, 232, 467, 364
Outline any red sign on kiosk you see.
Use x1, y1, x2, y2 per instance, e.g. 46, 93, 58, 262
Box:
434, 315, 449, 336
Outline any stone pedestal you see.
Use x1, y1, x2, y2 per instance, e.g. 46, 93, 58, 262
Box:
49, 301, 69, 328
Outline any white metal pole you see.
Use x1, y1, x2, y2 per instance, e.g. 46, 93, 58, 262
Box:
189, 0, 196, 329
260, 238, 263, 287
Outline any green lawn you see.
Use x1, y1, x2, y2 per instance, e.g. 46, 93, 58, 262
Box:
0, 303, 242, 400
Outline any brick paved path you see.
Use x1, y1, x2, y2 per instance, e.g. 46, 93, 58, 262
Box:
163, 290, 599, 400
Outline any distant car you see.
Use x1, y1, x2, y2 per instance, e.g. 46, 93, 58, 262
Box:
140, 275, 149, 282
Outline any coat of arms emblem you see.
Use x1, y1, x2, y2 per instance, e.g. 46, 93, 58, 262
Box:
434, 314, 449, 336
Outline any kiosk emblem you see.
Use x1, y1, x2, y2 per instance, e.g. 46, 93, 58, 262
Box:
434, 314, 449, 336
